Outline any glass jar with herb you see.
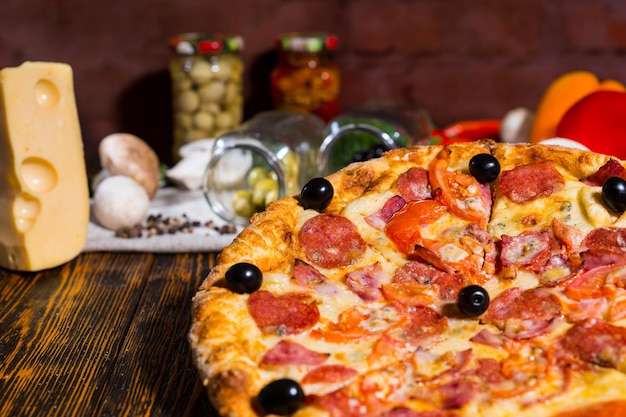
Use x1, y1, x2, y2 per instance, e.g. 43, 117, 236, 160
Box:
317, 101, 434, 175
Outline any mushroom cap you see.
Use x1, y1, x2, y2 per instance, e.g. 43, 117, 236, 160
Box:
99, 133, 160, 199
92, 175, 150, 230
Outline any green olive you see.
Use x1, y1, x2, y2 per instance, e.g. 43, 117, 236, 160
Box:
252, 178, 279, 208
265, 186, 279, 207
247, 167, 269, 188
231, 190, 256, 218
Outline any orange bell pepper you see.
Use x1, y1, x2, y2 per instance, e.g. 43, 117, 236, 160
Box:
530, 70, 625, 143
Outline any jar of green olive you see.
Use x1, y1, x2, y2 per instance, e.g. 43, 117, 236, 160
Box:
202, 111, 326, 225
270, 32, 340, 123
169, 33, 244, 159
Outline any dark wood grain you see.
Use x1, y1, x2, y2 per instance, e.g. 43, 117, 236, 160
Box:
0, 251, 220, 417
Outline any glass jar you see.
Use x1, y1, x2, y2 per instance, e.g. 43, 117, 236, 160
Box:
270, 32, 340, 123
169, 33, 244, 159
317, 100, 434, 175
202, 111, 326, 225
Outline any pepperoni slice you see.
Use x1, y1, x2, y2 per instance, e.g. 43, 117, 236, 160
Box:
560, 318, 626, 370
260, 340, 329, 366
500, 231, 552, 270
248, 290, 320, 335
582, 159, 626, 187
498, 161, 565, 203
396, 167, 431, 201
483, 287, 562, 339
391, 261, 465, 301
301, 364, 358, 385
583, 227, 626, 252
299, 214, 366, 269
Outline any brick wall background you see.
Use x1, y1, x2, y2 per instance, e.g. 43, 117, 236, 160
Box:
2, 0, 626, 173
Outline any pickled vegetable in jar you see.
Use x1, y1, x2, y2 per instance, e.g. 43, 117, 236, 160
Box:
169, 33, 244, 159
202, 111, 326, 225
270, 33, 340, 123
318, 101, 434, 175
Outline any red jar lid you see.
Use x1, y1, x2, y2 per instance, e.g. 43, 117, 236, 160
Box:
170, 33, 244, 55
276, 33, 339, 52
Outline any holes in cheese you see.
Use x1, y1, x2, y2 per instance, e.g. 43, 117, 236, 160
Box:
34, 78, 60, 108
20, 157, 58, 193
13, 194, 40, 233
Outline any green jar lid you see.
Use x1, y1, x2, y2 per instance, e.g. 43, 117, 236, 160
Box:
170, 33, 244, 55
276, 33, 338, 52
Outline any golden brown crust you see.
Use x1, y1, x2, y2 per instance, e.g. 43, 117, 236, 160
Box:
189, 141, 626, 417
493, 142, 612, 179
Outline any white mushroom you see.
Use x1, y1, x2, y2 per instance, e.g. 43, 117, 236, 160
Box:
99, 133, 160, 199
92, 175, 150, 230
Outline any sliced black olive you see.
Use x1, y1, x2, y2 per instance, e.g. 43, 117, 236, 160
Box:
457, 285, 490, 317
299, 177, 334, 212
256, 378, 305, 416
225, 262, 262, 294
469, 153, 500, 183
602, 176, 626, 213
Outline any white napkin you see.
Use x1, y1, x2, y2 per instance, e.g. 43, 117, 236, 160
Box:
83, 187, 242, 253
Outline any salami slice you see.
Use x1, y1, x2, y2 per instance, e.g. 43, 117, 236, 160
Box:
248, 290, 320, 335
582, 159, 626, 187
299, 214, 367, 268
260, 340, 329, 366
498, 161, 565, 203
560, 318, 626, 370
483, 287, 562, 339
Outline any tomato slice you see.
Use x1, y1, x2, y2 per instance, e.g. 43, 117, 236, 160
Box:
384, 200, 447, 256
429, 148, 490, 227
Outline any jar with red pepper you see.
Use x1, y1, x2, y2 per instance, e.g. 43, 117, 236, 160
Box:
270, 33, 340, 123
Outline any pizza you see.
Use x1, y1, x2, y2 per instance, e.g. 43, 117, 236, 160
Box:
189, 140, 626, 417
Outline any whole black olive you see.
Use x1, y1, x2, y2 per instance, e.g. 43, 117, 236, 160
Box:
469, 153, 500, 183
299, 177, 334, 212
225, 262, 263, 294
457, 285, 490, 317
256, 378, 305, 416
602, 176, 626, 213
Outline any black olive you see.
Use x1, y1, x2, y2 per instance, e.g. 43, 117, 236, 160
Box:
256, 378, 305, 416
225, 262, 262, 294
299, 177, 334, 212
457, 285, 490, 317
469, 153, 500, 183
602, 176, 626, 213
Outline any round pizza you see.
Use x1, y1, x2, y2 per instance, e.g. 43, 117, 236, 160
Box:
189, 140, 626, 417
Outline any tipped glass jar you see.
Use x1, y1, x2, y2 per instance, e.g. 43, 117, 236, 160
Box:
317, 101, 434, 175
270, 32, 340, 123
203, 111, 326, 225
169, 33, 244, 159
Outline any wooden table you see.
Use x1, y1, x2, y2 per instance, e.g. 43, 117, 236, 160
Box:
0, 251, 221, 417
